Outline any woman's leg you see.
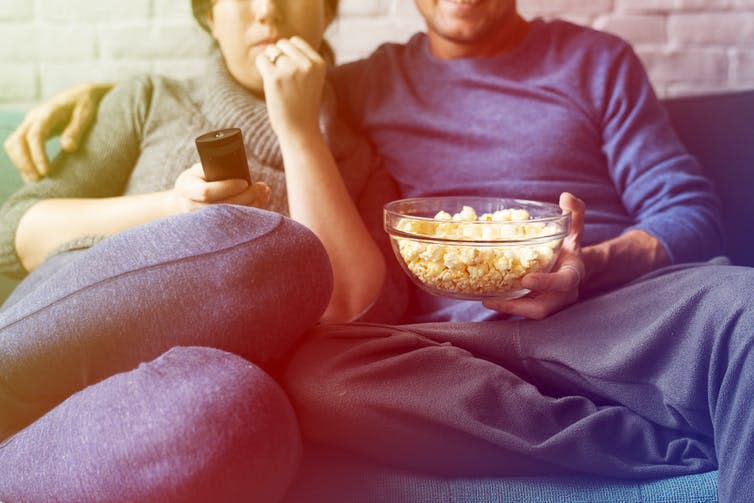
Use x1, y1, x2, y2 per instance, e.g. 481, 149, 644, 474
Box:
284, 263, 753, 500
0, 205, 332, 438
0, 346, 302, 503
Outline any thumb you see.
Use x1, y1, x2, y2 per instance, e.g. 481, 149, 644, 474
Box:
559, 192, 585, 246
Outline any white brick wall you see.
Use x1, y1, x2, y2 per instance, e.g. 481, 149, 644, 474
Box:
1, 0, 753, 108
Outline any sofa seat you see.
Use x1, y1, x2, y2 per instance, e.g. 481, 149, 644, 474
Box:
4, 89, 754, 501
283, 441, 718, 502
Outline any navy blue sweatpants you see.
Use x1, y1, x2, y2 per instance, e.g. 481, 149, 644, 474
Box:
283, 261, 754, 503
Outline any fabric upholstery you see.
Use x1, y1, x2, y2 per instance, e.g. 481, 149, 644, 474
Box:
663, 90, 754, 267
0, 111, 24, 301
4, 89, 752, 501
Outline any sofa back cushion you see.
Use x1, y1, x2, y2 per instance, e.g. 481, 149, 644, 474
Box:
662, 90, 754, 268
0, 110, 24, 302
0, 91, 752, 304
0, 111, 24, 204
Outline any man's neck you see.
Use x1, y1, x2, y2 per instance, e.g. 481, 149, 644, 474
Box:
428, 14, 532, 60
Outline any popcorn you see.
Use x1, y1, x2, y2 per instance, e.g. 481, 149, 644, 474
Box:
393, 206, 563, 298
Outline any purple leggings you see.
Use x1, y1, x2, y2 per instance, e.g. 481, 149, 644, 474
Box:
0, 205, 333, 502
0, 346, 301, 502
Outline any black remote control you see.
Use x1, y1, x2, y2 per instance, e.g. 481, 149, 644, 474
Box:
195, 128, 251, 183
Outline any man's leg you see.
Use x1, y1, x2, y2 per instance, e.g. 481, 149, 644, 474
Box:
0, 205, 332, 439
0, 346, 302, 503
284, 263, 753, 497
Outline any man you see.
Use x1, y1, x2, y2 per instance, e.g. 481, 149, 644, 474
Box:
5, 1, 754, 502
282, 3, 752, 503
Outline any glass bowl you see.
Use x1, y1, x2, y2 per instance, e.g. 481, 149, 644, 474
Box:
384, 196, 570, 300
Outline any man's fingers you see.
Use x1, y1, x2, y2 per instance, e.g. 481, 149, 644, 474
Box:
26, 122, 52, 177
4, 128, 40, 182
484, 287, 579, 320
522, 265, 580, 293
62, 101, 96, 152
559, 192, 585, 242
483, 296, 554, 321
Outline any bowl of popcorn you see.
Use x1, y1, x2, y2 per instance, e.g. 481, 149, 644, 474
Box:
384, 196, 571, 300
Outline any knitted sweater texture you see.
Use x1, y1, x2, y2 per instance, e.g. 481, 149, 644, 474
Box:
0, 52, 407, 322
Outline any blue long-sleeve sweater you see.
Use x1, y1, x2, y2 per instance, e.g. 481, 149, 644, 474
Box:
330, 19, 724, 322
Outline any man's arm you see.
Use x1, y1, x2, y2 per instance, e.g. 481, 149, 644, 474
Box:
3, 82, 113, 181
0, 81, 138, 277
599, 44, 724, 266
483, 192, 586, 320
581, 229, 670, 295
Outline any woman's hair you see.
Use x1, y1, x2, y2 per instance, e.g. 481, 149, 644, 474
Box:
192, 0, 340, 63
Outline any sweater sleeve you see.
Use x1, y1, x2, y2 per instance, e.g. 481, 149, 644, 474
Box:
598, 44, 725, 264
0, 76, 151, 278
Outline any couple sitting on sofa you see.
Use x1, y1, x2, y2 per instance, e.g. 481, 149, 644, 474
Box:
2, 0, 753, 502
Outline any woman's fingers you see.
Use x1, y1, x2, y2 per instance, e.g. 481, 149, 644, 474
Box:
258, 37, 323, 74
193, 178, 249, 203
176, 163, 249, 203
288, 36, 323, 61
275, 38, 316, 68
220, 182, 271, 208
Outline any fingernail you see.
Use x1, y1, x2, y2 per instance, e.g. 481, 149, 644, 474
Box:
521, 277, 537, 289
61, 138, 73, 150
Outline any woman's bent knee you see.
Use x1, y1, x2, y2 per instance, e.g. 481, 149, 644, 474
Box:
140, 346, 303, 502
0, 347, 302, 503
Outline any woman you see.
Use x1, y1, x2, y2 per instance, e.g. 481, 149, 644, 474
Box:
0, 0, 404, 501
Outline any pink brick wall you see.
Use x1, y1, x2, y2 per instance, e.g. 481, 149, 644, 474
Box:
335, 0, 754, 97
518, 0, 754, 96
1, 0, 753, 107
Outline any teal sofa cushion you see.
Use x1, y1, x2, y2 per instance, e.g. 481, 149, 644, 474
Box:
0, 110, 24, 206
284, 441, 719, 502
2, 92, 746, 501
663, 90, 754, 267
0, 109, 25, 302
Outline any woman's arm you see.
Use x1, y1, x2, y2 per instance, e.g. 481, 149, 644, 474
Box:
15, 167, 268, 272
257, 38, 386, 322
16, 191, 173, 272
3, 78, 268, 275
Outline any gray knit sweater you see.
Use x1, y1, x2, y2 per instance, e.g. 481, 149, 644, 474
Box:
0, 52, 407, 321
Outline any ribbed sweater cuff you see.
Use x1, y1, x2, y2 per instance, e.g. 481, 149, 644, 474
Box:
0, 198, 39, 279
